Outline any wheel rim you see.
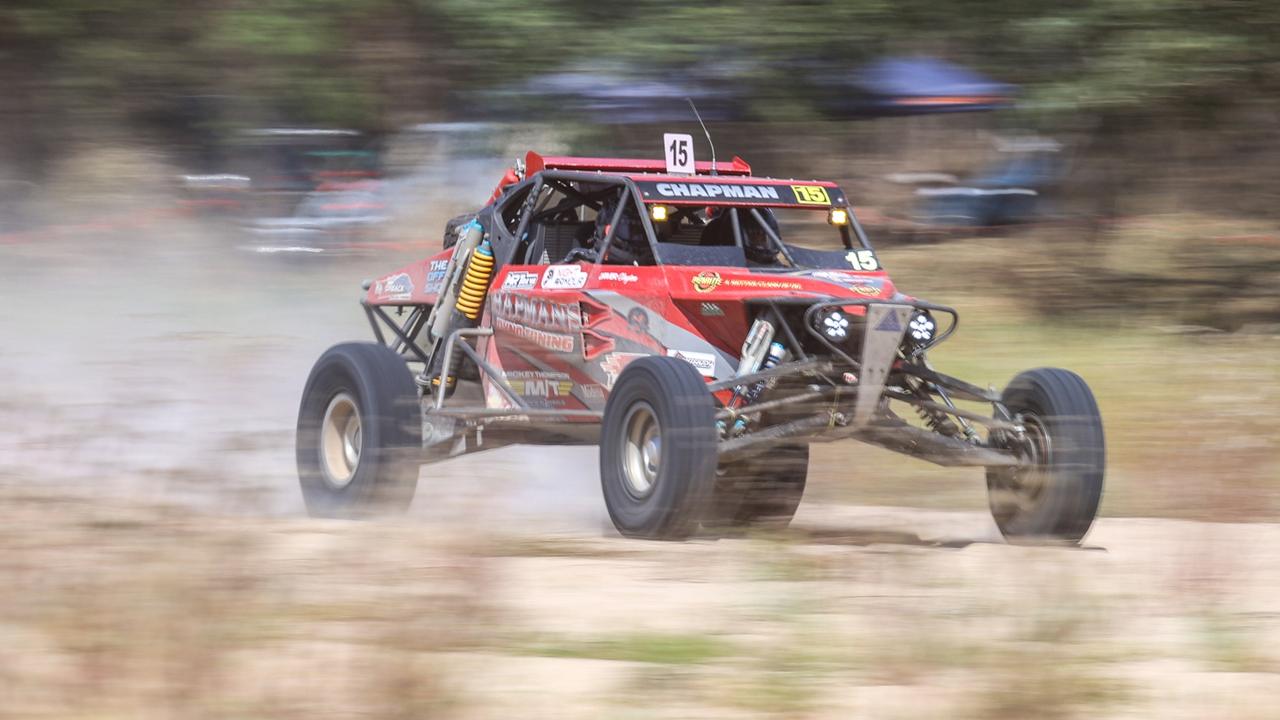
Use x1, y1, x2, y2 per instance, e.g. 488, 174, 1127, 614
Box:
320, 392, 362, 489
998, 412, 1052, 512
621, 401, 661, 499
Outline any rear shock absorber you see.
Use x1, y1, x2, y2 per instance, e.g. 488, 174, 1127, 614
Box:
455, 240, 494, 320
429, 240, 494, 394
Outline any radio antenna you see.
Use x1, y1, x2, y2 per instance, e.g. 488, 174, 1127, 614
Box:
686, 97, 717, 175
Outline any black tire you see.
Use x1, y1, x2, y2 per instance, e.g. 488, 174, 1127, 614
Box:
711, 444, 809, 531
296, 343, 422, 518
986, 368, 1105, 544
599, 357, 718, 539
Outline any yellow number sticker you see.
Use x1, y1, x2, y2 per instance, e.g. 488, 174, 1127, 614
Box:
791, 185, 831, 205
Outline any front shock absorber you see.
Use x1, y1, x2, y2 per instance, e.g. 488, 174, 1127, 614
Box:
455, 240, 494, 319
726, 340, 788, 436
907, 375, 964, 438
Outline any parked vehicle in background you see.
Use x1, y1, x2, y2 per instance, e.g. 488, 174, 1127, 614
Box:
181, 128, 390, 253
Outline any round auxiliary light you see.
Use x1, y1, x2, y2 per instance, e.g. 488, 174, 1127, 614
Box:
821, 309, 851, 341
908, 311, 936, 344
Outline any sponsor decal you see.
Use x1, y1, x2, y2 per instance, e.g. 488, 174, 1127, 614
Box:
505, 371, 574, 398
699, 302, 725, 316
493, 292, 582, 332
808, 271, 883, 297
494, 318, 575, 352
693, 271, 803, 293
492, 292, 581, 353
373, 272, 413, 301
874, 311, 902, 332
725, 278, 803, 291
846, 249, 880, 271
598, 271, 639, 285
792, 185, 831, 205
424, 260, 449, 294
655, 182, 782, 201
502, 270, 538, 290
666, 348, 717, 378
627, 307, 650, 331
692, 271, 722, 293
600, 352, 647, 389
581, 385, 606, 400
542, 264, 588, 290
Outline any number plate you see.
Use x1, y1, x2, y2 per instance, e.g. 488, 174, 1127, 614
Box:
664, 133, 695, 175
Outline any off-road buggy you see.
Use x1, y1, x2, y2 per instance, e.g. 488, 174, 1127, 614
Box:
296, 150, 1104, 543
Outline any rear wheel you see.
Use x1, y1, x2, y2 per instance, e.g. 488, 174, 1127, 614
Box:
987, 368, 1105, 544
600, 357, 718, 539
297, 343, 422, 517
711, 444, 809, 531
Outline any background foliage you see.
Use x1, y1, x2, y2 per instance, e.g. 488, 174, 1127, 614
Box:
4, 0, 1280, 169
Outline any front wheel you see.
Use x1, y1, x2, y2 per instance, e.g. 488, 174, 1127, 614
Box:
297, 343, 422, 518
710, 444, 809, 531
599, 357, 718, 540
987, 368, 1105, 544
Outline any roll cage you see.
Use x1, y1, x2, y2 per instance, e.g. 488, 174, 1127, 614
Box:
488, 169, 877, 271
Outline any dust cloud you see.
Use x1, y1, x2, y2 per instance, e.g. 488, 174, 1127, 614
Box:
0, 216, 609, 531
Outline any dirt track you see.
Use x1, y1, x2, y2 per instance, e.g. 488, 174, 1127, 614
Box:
2, 220, 1279, 717
3, 491, 1279, 718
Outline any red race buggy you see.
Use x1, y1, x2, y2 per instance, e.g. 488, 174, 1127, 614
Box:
297, 150, 1105, 543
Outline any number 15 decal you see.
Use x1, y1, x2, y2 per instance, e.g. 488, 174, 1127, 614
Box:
664, 133, 694, 175
846, 249, 880, 271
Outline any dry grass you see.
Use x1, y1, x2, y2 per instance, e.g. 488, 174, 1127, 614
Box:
2, 490, 1280, 718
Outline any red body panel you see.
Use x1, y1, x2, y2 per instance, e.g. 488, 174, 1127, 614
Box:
474, 262, 898, 417
366, 247, 454, 306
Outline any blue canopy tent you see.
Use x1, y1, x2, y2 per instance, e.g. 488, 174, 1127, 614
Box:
836, 57, 1016, 117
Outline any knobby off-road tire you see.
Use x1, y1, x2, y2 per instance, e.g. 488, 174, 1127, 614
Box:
711, 444, 809, 532
297, 343, 422, 518
987, 367, 1105, 544
599, 357, 718, 540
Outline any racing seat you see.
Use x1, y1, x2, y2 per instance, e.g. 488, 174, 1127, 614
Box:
523, 221, 594, 264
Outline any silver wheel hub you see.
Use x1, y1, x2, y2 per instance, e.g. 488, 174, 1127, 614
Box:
320, 392, 362, 488
621, 402, 661, 498
1001, 413, 1051, 510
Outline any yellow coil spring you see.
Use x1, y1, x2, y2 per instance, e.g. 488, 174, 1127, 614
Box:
455, 243, 494, 319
